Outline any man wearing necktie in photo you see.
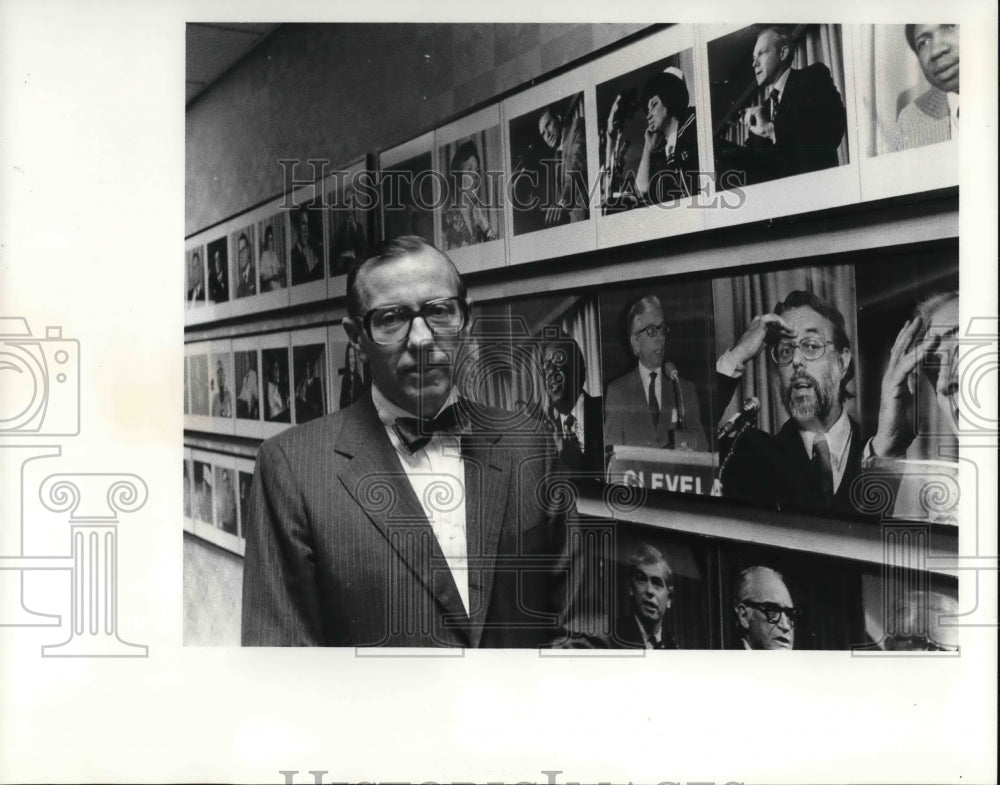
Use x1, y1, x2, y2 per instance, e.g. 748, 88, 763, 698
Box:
604, 295, 709, 454
715, 290, 862, 512
540, 331, 603, 474
616, 543, 678, 649
741, 25, 847, 182
242, 235, 575, 647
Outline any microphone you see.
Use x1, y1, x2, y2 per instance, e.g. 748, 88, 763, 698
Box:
664, 362, 685, 429
717, 396, 759, 439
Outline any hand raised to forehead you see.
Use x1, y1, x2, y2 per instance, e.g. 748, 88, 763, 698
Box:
731, 313, 797, 366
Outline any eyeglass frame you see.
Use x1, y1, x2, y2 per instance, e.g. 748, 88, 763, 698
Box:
740, 600, 801, 626
768, 337, 838, 366
632, 322, 669, 340
357, 296, 470, 346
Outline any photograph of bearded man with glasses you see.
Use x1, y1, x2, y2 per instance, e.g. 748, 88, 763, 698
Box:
242, 235, 577, 648
714, 289, 865, 513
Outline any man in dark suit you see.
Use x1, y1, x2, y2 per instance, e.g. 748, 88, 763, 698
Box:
612, 543, 677, 649
242, 236, 574, 647
290, 207, 322, 286
538, 105, 589, 225
716, 290, 863, 513
733, 566, 797, 650
604, 295, 709, 454
742, 25, 846, 183
540, 331, 603, 474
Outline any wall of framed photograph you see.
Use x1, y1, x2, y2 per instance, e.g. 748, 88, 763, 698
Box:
183, 447, 253, 557
184, 22, 964, 646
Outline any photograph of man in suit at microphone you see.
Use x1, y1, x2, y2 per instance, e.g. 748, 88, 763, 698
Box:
600, 283, 715, 496
711, 248, 959, 518
708, 23, 848, 189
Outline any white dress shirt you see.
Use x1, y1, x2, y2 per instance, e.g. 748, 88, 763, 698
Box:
371, 384, 470, 615
636, 364, 679, 425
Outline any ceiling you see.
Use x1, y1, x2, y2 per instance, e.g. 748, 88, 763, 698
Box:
186, 23, 281, 105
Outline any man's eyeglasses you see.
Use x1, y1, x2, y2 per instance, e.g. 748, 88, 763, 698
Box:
741, 600, 800, 626
360, 297, 468, 346
769, 338, 836, 366
633, 322, 668, 340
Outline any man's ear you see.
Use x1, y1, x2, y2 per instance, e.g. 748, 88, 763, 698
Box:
837, 347, 852, 379
779, 44, 791, 65
735, 603, 751, 631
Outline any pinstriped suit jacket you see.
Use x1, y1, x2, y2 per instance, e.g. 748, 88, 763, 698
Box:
241, 395, 572, 647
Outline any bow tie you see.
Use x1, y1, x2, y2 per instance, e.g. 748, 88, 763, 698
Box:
393, 403, 466, 454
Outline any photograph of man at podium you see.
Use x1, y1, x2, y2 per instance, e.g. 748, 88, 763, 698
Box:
600, 287, 715, 495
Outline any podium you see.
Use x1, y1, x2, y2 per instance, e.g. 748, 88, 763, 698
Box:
607, 445, 720, 496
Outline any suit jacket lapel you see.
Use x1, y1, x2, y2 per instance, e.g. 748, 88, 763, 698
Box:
460, 405, 509, 648
336, 398, 472, 644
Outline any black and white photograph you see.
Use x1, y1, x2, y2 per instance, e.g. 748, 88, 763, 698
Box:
497, 293, 605, 476
234, 349, 260, 421
185, 245, 205, 308
707, 23, 850, 189
599, 278, 717, 494
602, 525, 714, 650
261, 345, 291, 424
1, 6, 995, 783
860, 24, 960, 157
256, 212, 288, 293
717, 540, 866, 650
508, 90, 590, 235
186, 351, 210, 417
330, 330, 368, 411
214, 465, 238, 535
855, 24, 960, 200
711, 246, 959, 520
171, 17, 992, 785
380, 135, 436, 244
291, 341, 327, 425
438, 127, 503, 250
230, 224, 256, 299
206, 235, 230, 304
190, 459, 213, 526
597, 48, 701, 212
209, 349, 235, 421
288, 201, 325, 287
326, 160, 373, 279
